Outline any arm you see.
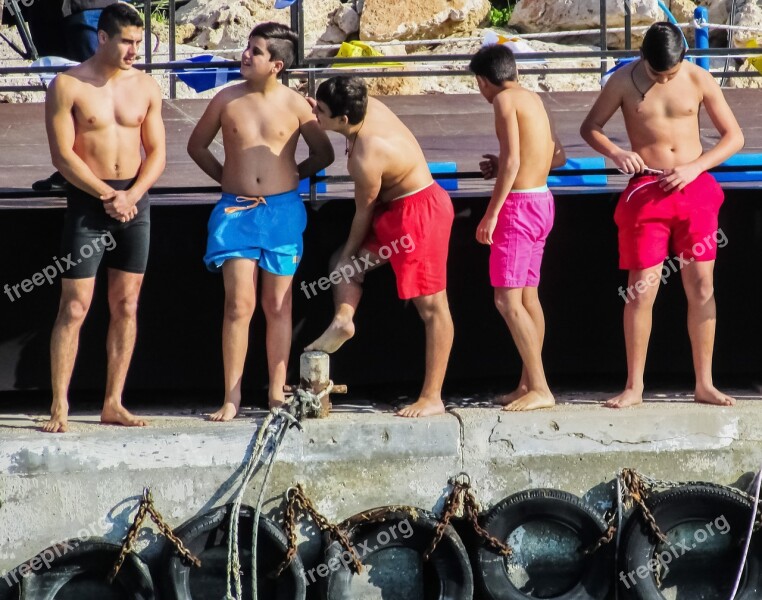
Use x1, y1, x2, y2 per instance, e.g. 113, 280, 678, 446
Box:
297, 97, 334, 180
476, 94, 520, 245
549, 111, 567, 169
45, 75, 115, 199
110, 78, 166, 211
187, 92, 225, 183
341, 148, 382, 260
661, 70, 744, 192
579, 71, 646, 173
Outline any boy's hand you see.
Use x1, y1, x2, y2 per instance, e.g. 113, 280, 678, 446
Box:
659, 163, 702, 192
612, 150, 647, 173
476, 213, 498, 245
479, 154, 498, 179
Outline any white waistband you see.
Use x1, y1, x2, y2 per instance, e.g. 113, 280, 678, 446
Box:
392, 182, 434, 201
511, 184, 549, 194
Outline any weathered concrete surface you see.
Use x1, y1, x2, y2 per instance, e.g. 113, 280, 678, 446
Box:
0, 391, 760, 577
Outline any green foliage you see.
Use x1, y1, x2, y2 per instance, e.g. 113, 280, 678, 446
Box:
488, 3, 513, 28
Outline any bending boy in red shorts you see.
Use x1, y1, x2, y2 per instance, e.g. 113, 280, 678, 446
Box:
581, 22, 744, 408
470, 44, 566, 411
306, 76, 454, 418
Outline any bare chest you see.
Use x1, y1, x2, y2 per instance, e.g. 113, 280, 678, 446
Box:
73, 87, 148, 131
221, 102, 298, 147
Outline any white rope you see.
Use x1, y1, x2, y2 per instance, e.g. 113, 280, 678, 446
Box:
728, 465, 762, 599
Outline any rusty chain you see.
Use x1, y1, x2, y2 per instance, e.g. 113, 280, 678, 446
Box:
109, 488, 201, 584
276, 484, 362, 577
424, 474, 511, 561
620, 468, 668, 544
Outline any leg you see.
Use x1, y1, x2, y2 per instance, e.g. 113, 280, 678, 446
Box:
493, 287, 554, 411
494, 286, 546, 406
101, 269, 148, 427
45, 278, 96, 433
606, 265, 662, 408
260, 271, 294, 409
397, 291, 453, 418
681, 260, 734, 406
306, 249, 386, 353
211, 259, 258, 421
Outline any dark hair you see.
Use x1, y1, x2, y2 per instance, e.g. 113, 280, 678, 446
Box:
469, 44, 517, 85
249, 22, 298, 71
316, 76, 368, 125
98, 3, 144, 37
641, 22, 685, 71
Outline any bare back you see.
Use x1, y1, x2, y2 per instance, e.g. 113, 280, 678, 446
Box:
217, 83, 305, 196
51, 64, 155, 180
348, 98, 432, 203
499, 87, 555, 189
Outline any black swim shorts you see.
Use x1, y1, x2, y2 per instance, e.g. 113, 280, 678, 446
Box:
61, 178, 150, 279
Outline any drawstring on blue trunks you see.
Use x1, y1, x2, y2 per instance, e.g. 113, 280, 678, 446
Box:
224, 195, 268, 214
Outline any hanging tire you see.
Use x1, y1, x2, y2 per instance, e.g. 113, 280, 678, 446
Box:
618, 483, 761, 599
476, 488, 613, 600
163, 503, 305, 600
323, 506, 474, 600
0, 538, 154, 600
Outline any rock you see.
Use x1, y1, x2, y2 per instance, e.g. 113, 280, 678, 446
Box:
176, 0, 342, 52
360, 0, 491, 42
731, 0, 762, 44
335, 5, 361, 35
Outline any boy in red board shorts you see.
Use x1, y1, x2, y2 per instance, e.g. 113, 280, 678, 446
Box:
580, 22, 744, 408
470, 44, 566, 411
306, 76, 454, 418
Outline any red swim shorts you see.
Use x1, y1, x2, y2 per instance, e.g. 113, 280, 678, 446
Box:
614, 171, 724, 270
363, 182, 454, 299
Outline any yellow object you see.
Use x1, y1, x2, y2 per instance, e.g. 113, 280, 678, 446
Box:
746, 40, 762, 74
332, 41, 402, 68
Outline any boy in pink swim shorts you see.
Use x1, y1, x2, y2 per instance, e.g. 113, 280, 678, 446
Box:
470, 44, 566, 412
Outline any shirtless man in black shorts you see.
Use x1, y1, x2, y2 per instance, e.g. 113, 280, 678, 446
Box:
43, 4, 165, 432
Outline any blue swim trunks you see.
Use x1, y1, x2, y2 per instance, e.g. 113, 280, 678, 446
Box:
204, 189, 307, 276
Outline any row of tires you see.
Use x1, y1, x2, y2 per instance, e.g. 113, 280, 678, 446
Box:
1, 484, 759, 600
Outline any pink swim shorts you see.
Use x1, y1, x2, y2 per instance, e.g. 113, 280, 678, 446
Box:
489, 186, 555, 288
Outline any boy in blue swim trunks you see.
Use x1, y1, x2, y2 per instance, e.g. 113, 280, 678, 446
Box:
188, 22, 334, 420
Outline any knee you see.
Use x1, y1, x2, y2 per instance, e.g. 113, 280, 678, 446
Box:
224, 296, 256, 321
109, 295, 139, 320
58, 298, 90, 324
494, 293, 520, 321
261, 294, 291, 320
686, 277, 714, 305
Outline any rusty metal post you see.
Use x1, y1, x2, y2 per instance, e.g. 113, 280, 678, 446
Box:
300, 351, 332, 417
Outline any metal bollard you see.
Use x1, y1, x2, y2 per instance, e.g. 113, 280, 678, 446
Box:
297, 351, 346, 418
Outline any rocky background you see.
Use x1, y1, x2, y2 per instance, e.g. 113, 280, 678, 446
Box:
1, 0, 761, 102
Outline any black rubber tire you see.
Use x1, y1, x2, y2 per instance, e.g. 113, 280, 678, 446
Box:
323, 506, 474, 600
476, 488, 613, 600
618, 483, 761, 600
163, 503, 306, 600
0, 538, 154, 600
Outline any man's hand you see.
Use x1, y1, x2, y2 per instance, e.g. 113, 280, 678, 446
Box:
480, 154, 498, 179
101, 190, 137, 222
612, 150, 647, 174
659, 163, 702, 192
476, 212, 498, 245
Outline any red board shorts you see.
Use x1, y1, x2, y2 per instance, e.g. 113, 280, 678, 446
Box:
614, 172, 724, 270
363, 182, 454, 300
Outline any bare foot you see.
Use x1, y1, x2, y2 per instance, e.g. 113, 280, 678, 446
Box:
208, 401, 240, 422
493, 385, 529, 407
604, 389, 643, 409
396, 397, 446, 418
503, 390, 555, 412
101, 405, 148, 427
695, 385, 735, 406
305, 320, 355, 354
42, 403, 69, 433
